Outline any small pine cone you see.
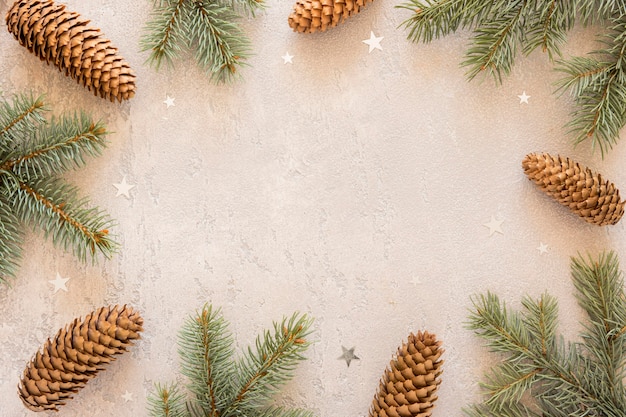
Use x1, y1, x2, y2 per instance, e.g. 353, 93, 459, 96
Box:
522, 153, 624, 226
288, 0, 374, 33
18, 305, 143, 412
5, 0, 136, 102
369, 331, 444, 417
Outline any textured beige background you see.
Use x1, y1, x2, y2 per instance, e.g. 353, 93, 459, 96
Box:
1, 0, 626, 416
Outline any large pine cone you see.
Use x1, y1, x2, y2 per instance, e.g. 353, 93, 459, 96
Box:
288, 0, 374, 33
18, 305, 143, 412
522, 153, 624, 226
369, 331, 444, 417
5, 0, 136, 102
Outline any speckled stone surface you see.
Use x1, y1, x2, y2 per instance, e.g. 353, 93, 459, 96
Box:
1, 1, 626, 416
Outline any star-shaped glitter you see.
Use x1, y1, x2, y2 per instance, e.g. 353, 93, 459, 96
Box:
338, 346, 360, 367
113, 176, 135, 198
518, 91, 530, 104
49, 272, 69, 294
537, 242, 549, 255
282, 52, 293, 64
362, 31, 383, 53
122, 390, 134, 402
163, 96, 175, 108
483, 216, 504, 236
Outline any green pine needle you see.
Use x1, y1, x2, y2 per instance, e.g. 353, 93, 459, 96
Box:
397, 1, 626, 155
148, 304, 314, 417
0, 92, 116, 286
140, 0, 262, 83
465, 251, 626, 416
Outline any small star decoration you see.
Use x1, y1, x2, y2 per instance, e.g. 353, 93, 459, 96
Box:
362, 31, 383, 53
163, 96, 175, 108
122, 390, 134, 402
49, 272, 69, 294
113, 176, 135, 198
282, 52, 293, 64
339, 346, 360, 367
518, 91, 530, 104
483, 216, 504, 236
537, 242, 549, 255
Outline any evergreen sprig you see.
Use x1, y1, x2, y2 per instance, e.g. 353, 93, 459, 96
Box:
148, 304, 315, 417
465, 251, 626, 416
0, 92, 116, 286
398, 1, 626, 155
141, 0, 263, 83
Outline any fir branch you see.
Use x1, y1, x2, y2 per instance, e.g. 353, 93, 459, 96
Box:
141, 0, 261, 83
255, 407, 315, 417
142, 0, 189, 70
0, 93, 116, 284
188, 1, 251, 83
178, 305, 235, 416
462, 3, 527, 82
556, 18, 626, 156
398, 1, 626, 153
148, 384, 188, 417
223, 313, 312, 417
0, 93, 46, 153
148, 306, 314, 417
10, 178, 116, 261
465, 251, 626, 416
2, 114, 107, 180
0, 193, 24, 286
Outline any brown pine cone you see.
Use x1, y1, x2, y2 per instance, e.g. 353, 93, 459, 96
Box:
18, 305, 143, 412
288, 0, 374, 33
522, 152, 624, 226
369, 331, 444, 417
5, 0, 136, 102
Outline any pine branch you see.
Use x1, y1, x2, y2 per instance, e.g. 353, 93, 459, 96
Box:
462, 3, 526, 83
2, 114, 108, 179
556, 17, 626, 156
178, 305, 235, 416
0, 193, 24, 285
0, 93, 46, 153
571, 252, 626, 410
141, 0, 261, 83
10, 177, 116, 261
398, 1, 626, 154
0, 93, 116, 284
148, 306, 314, 417
141, 0, 189, 70
223, 313, 312, 417
148, 384, 188, 417
255, 407, 315, 417
188, 1, 251, 83
468, 292, 532, 360
465, 251, 626, 416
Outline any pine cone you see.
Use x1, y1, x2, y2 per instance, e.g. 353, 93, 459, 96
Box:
522, 153, 624, 226
369, 331, 443, 417
5, 0, 136, 102
18, 305, 143, 412
288, 0, 374, 33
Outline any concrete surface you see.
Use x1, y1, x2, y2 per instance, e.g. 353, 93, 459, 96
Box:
1, 1, 626, 416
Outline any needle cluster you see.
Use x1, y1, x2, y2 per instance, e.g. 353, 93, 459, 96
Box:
466, 251, 626, 416
398, 1, 626, 155
0, 92, 116, 285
